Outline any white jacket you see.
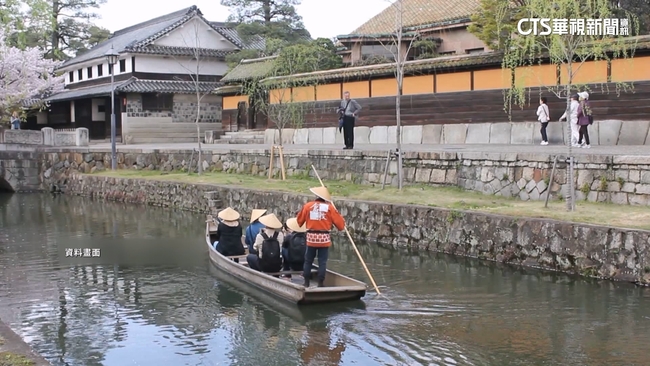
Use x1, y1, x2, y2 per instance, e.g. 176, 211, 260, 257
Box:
560, 100, 580, 123
536, 104, 550, 122
253, 228, 284, 259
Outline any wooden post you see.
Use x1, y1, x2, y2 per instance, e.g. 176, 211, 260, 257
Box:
544, 155, 558, 208
268, 146, 275, 180
278, 145, 286, 180
381, 150, 392, 190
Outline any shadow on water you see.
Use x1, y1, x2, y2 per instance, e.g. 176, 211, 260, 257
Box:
1, 194, 650, 366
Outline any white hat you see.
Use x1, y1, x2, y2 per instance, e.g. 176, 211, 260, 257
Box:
217, 207, 240, 221
286, 218, 306, 233
578, 91, 589, 100
259, 213, 283, 229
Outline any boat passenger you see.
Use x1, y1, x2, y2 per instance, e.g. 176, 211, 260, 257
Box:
247, 213, 284, 274
245, 209, 267, 254
214, 207, 245, 262
281, 218, 307, 280
296, 186, 345, 288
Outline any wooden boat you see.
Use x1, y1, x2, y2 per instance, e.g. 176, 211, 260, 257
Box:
205, 215, 367, 305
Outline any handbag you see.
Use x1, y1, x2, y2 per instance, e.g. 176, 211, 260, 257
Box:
338, 100, 352, 133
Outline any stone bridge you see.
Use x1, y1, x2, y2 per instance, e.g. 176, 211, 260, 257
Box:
0, 151, 42, 192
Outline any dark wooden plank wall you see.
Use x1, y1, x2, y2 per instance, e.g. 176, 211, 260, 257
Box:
293, 80, 650, 128
222, 110, 237, 132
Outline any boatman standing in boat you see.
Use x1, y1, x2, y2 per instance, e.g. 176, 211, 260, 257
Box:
296, 186, 345, 288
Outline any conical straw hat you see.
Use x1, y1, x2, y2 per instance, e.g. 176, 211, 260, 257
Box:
250, 209, 267, 223
218, 207, 240, 221
286, 218, 306, 233
259, 213, 283, 229
309, 186, 331, 201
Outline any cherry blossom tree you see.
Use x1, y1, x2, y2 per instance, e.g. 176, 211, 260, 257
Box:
0, 28, 64, 124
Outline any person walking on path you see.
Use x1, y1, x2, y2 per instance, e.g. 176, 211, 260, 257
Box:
559, 94, 580, 147
296, 186, 345, 288
337, 91, 361, 150
577, 91, 593, 149
10, 111, 20, 130
536, 97, 551, 145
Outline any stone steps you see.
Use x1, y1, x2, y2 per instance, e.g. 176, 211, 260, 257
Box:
214, 138, 265, 144
212, 130, 265, 144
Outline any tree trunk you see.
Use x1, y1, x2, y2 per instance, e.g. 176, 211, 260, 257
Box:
564, 68, 574, 211
196, 92, 203, 175
263, 0, 272, 24
51, 0, 60, 59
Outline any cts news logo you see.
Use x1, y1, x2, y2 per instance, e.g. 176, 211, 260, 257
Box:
518, 18, 554, 35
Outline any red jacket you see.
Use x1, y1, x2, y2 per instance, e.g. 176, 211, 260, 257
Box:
296, 200, 345, 247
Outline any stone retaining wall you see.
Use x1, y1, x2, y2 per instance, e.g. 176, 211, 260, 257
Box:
34, 148, 650, 205
64, 174, 650, 285
261, 120, 650, 146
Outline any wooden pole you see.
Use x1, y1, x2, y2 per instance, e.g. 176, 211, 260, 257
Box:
278, 145, 286, 180
268, 146, 275, 180
381, 149, 391, 190
310, 165, 382, 295
544, 155, 558, 208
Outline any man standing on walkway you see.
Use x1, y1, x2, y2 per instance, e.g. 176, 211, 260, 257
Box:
338, 91, 362, 150
296, 186, 345, 287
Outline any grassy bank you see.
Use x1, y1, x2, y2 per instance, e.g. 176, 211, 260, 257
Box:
91, 170, 650, 230
0, 337, 35, 366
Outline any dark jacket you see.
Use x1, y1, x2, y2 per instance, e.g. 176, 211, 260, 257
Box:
577, 100, 592, 126
215, 222, 244, 256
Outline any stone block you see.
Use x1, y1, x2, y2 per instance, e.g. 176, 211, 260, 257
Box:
4, 130, 43, 145
308, 128, 324, 144
334, 128, 344, 145
42, 127, 54, 146
402, 125, 423, 144
587, 121, 599, 146
430, 169, 446, 183
279, 128, 294, 145
75, 128, 89, 146
387, 126, 398, 144
465, 123, 491, 144
510, 122, 535, 144
54, 132, 75, 146
442, 124, 467, 144
293, 128, 308, 144
546, 121, 566, 145
322, 127, 337, 144
617, 121, 649, 145
422, 125, 442, 144
264, 129, 278, 144
597, 120, 621, 145
415, 168, 431, 183
369, 126, 389, 144
354, 126, 371, 144
489, 123, 511, 144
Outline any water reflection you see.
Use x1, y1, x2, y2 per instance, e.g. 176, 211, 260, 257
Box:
1, 193, 650, 366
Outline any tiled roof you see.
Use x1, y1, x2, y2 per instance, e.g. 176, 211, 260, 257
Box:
127, 45, 236, 58
209, 22, 266, 50
220, 55, 279, 83
118, 78, 222, 93
213, 85, 243, 95
58, 6, 264, 70
339, 0, 480, 38
261, 52, 503, 85
45, 83, 120, 102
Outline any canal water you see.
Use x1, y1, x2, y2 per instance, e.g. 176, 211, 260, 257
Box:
1, 194, 649, 366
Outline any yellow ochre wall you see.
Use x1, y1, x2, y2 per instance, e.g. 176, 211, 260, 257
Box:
560, 60, 608, 84
316, 84, 341, 101
514, 64, 557, 88
255, 56, 650, 102
292, 86, 315, 102
611, 56, 650, 82
342, 81, 370, 98
270, 88, 291, 104
223, 95, 248, 110
473, 69, 511, 90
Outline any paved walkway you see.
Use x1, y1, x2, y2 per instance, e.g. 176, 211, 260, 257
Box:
40, 142, 650, 156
